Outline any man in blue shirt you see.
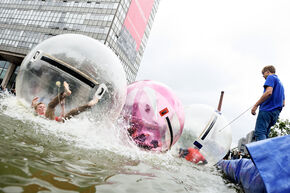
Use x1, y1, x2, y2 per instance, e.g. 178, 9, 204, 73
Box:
251, 65, 285, 141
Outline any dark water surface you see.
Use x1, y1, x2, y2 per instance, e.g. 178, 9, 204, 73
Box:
0, 94, 241, 193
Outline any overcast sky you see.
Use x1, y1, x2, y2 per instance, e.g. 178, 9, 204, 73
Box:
137, 0, 290, 146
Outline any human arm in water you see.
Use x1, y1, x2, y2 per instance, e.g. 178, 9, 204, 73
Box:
45, 81, 71, 120
54, 98, 66, 122
62, 83, 106, 120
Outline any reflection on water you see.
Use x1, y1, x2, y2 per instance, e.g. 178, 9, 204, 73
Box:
0, 94, 242, 193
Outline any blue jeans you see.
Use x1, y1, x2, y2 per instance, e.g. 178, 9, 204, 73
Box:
254, 110, 281, 141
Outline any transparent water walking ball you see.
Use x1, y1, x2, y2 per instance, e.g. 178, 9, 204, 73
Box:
182, 104, 232, 164
16, 34, 127, 121
121, 80, 185, 152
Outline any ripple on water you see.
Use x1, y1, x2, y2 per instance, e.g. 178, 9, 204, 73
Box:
0, 94, 241, 193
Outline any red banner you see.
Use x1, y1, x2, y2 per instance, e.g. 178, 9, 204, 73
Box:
123, 0, 155, 51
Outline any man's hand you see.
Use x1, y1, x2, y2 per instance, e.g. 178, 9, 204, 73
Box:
251, 86, 272, 115
251, 105, 258, 115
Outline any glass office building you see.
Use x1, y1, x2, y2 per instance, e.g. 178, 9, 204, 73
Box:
0, 0, 160, 89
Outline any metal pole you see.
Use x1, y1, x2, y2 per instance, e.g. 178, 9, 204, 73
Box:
217, 91, 224, 112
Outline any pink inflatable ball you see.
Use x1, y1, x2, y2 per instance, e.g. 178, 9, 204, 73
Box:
122, 80, 185, 152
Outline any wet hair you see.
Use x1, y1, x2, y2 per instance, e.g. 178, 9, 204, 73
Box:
262, 65, 276, 74
34, 102, 45, 110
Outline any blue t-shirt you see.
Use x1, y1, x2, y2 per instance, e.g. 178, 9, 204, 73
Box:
260, 74, 285, 112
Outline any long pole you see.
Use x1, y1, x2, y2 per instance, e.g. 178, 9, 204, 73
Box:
217, 91, 224, 112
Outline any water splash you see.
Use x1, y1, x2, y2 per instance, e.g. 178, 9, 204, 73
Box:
0, 93, 240, 193
0, 93, 179, 166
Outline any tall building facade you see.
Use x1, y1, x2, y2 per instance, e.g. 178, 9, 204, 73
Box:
0, 0, 160, 89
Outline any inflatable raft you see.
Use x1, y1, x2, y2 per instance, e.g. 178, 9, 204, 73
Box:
217, 135, 290, 193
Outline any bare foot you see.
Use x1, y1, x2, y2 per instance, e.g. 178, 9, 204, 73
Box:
88, 84, 107, 107
63, 81, 71, 96
88, 97, 99, 107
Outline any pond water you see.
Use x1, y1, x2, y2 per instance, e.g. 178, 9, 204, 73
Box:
0, 93, 242, 193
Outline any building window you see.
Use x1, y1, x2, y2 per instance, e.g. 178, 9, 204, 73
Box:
0, 61, 9, 85
7, 66, 19, 89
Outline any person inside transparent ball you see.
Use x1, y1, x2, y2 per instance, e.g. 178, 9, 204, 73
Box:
179, 146, 208, 165
31, 81, 107, 122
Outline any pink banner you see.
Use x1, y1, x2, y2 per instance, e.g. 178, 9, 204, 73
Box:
123, 0, 155, 51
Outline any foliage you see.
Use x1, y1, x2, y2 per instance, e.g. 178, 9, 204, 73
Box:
269, 118, 290, 138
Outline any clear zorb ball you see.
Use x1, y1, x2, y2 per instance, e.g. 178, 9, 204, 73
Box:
121, 80, 185, 152
182, 104, 232, 164
16, 34, 127, 121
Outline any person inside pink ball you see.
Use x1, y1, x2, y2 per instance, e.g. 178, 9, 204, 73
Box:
122, 80, 185, 152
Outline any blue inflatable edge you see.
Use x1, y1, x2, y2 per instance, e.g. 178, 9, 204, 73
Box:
246, 135, 290, 193
217, 159, 266, 193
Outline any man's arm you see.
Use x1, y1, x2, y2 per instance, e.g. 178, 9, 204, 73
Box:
54, 99, 65, 122
251, 86, 273, 115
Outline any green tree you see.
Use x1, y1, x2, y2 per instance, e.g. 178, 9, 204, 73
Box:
269, 118, 290, 138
